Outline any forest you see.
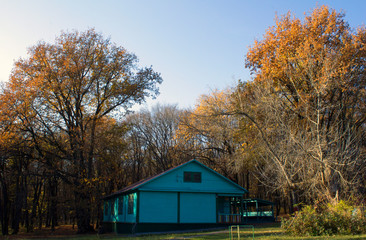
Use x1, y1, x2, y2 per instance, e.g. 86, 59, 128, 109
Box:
0, 6, 365, 235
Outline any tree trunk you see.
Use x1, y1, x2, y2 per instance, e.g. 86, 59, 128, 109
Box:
74, 188, 94, 233
49, 175, 58, 231
38, 181, 46, 229
12, 184, 24, 234
23, 176, 30, 232
289, 190, 298, 213
246, 171, 250, 192
0, 177, 9, 235
29, 178, 43, 232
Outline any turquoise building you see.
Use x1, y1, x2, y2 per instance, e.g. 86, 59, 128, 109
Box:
102, 159, 272, 233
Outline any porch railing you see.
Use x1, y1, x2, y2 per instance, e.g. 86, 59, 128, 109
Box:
218, 214, 241, 223
218, 211, 274, 223
244, 211, 273, 217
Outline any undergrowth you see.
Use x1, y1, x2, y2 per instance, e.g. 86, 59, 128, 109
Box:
282, 200, 366, 236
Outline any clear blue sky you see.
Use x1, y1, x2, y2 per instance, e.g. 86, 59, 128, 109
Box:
1, 0, 365, 109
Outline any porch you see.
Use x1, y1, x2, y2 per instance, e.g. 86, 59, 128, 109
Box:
242, 198, 275, 222
217, 197, 275, 223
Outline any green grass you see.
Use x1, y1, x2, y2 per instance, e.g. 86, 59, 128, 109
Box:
3, 224, 366, 240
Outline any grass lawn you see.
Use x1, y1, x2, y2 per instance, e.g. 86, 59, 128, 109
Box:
2, 223, 366, 240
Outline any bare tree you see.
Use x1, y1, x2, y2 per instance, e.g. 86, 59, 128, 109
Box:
124, 104, 182, 178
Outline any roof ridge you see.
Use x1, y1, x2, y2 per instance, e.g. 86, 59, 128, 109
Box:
104, 159, 196, 199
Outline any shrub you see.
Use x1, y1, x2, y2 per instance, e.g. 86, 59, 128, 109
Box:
281, 201, 366, 236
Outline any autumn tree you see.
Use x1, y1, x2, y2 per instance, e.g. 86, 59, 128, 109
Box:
176, 90, 256, 188
5, 29, 162, 233
87, 117, 128, 228
0, 79, 40, 234
238, 6, 366, 204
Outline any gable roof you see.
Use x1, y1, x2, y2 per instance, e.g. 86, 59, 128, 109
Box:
104, 159, 248, 199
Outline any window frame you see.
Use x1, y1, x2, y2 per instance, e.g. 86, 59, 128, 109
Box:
184, 171, 202, 183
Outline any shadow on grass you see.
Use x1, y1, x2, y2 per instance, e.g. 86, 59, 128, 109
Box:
5, 223, 366, 240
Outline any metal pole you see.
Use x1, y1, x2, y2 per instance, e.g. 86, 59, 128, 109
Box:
237, 225, 240, 240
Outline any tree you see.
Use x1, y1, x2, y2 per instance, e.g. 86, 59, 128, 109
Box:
239, 6, 366, 204
124, 104, 183, 178
5, 28, 162, 233
0, 83, 37, 235
177, 90, 253, 186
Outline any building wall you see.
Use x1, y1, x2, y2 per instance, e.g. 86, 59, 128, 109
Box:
106, 191, 217, 224
125, 192, 137, 223
139, 191, 178, 223
179, 192, 216, 223
103, 192, 137, 223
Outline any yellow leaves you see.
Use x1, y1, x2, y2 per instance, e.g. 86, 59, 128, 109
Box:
82, 177, 102, 186
194, 89, 234, 117
175, 88, 243, 158
245, 5, 364, 109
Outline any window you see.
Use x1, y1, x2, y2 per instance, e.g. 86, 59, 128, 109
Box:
111, 199, 115, 216
184, 171, 202, 183
128, 194, 134, 214
118, 196, 123, 215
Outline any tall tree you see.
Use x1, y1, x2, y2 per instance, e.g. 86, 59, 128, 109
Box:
5, 29, 162, 233
177, 90, 249, 184
239, 6, 366, 203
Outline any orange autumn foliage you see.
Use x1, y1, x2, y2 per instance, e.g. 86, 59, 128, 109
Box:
246, 6, 366, 114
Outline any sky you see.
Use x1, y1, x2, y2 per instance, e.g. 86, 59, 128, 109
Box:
1, 0, 365, 110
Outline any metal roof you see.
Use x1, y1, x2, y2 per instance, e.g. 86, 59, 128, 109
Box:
243, 198, 275, 206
